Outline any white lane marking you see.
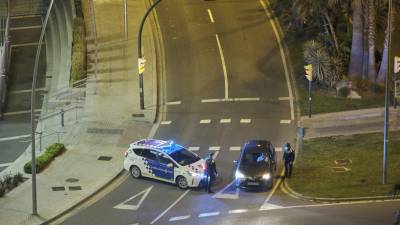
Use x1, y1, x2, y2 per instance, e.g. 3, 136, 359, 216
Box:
165, 101, 181, 105
169, 215, 190, 222
0, 134, 31, 142
188, 146, 200, 151
150, 190, 190, 224
280, 120, 291, 124
114, 186, 153, 210
200, 119, 211, 124
260, 0, 294, 121
259, 170, 285, 210
240, 119, 251, 123
228, 209, 249, 214
160, 121, 172, 125
0, 163, 12, 167
10, 88, 46, 94
212, 151, 220, 159
220, 118, 231, 123
229, 146, 241, 151
209, 146, 220, 151
4, 109, 41, 116
278, 96, 292, 101
201, 97, 260, 103
275, 147, 282, 152
213, 180, 239, 199
198, 211, 220, 218
215, 34, 229, 99
207, 9, 215, 23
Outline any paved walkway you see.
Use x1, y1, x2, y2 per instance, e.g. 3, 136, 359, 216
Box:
0, 1, 160, 225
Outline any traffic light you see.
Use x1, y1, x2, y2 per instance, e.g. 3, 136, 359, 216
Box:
395, 56, 400, 74
304, 64, 313, 81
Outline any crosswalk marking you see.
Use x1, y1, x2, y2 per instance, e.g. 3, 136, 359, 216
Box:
199, 212, 220, 218
209, 146, 220, 151
220, 118, 231, 123
280, 120, 291, 124
200, 119, 211, 124
188, 147, 200, 151
169, 215, 190, 221
160, 121, 172, 125
240, 118, 251, 123
166, 101, 181, 105
229, 146, 241, 151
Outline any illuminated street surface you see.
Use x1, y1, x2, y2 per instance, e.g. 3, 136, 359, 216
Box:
55, 0, 399, 225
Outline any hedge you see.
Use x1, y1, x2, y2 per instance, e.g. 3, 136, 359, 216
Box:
70, 15, 87, 84
24, 143, 66, 174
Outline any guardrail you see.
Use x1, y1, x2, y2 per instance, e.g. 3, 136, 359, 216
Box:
0, 1, 10, 118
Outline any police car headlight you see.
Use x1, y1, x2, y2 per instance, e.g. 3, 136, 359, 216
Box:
235, 171, 245, 179
262, 173, 271, 180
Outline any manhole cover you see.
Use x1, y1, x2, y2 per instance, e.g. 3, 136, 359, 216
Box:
332, 166, 350, 173
65, 178, 79, 183
98, 156, 112, 161
334, 159, 352, 166
132, 113, 145, 117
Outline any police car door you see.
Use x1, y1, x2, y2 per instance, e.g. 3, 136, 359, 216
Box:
139, 149, 159, 178
155, 153, 175, 182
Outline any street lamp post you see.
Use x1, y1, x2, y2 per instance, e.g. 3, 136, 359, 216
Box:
383, 0, 392, 185
138, 0, 163, 110
30, 0, 54, 215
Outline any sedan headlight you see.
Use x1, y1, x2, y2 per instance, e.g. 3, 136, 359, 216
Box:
262, 173, 271, 180
235, 170, 245, 179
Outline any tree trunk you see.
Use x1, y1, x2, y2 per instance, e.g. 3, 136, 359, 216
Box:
362, 0, 369, 80
377, 2, 394, 83
367, 0, 377, 82
322, 11, 339, 52
348, 0, 364, 79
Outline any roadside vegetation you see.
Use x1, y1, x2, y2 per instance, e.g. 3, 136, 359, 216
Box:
0, 173, 24, 197
288, 131, 400, 198
24, 143, 66, 174
269, 0, 400, 115
70, 0, 87, 84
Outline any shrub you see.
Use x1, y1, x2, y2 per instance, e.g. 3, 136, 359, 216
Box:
4, 174, 13, 190
13, 173, 23, 186
338, 86, 351, 97
369, 83, 385, 94
0, 182, 5, 197
24, 143, 66, 174
70, 16, 86, 84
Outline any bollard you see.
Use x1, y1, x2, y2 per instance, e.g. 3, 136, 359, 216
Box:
61, 108, 64, 127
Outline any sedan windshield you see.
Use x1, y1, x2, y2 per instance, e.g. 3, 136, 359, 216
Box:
169, 148, 200, 166
241, 152, 269, 165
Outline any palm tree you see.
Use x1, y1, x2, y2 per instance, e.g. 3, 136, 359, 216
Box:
304, 40, 334, 86
348, 0, 364, 79
367, 0, 377, 82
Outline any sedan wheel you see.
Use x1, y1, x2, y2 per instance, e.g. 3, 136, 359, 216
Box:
177, 176, 188, 189
130, 166, 141, 179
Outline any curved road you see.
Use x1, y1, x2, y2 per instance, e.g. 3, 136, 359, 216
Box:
58, 1, 399, 225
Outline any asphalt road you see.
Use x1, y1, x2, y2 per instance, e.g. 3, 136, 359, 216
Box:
58, 0, 400, 225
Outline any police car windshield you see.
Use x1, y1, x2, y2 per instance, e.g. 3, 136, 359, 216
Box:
169, 148, 200, 166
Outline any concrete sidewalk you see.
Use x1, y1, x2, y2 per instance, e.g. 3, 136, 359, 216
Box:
300, 107, 400, 139
0, 1, 161, 225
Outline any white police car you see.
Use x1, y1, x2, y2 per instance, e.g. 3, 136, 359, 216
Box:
124, 139, 206, 189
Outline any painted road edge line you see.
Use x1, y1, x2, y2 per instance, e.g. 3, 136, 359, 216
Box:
207, 9, 215, 23
198, 211, 220, 218
169, 215, 191, 222
150, 190, 190, 224
215, 34, 229, 99
0, 134, 31, 142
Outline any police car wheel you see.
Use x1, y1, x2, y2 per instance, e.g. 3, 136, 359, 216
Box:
176, 176, 188, 189
130, 166, 141, 179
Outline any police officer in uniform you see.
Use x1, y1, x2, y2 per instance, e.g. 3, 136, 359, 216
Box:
283, 143, 295, 178
204, 152, 218, 193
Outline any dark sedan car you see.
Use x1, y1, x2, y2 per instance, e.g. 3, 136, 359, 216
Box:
234, 140, 276, 190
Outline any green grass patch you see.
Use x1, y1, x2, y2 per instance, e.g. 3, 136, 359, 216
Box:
289, 132, 400, 198
70, 11, 87, 84
24, 143, 66, 174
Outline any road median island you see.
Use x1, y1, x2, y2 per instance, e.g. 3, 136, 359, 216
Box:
287, 132, 400, 200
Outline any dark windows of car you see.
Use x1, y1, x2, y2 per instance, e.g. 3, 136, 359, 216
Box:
242, 152, 269, 165
133, 148, 143, 156
169, 148, 200, 166
158, 154, 173, 165
141, 149, 158, 161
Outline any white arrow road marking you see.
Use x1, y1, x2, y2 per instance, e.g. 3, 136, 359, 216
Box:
259, 170, 285, 210
212, 180, 239, 199
114, 186, 153, 210
212, 151, 219, 159
150, 190, 190, 224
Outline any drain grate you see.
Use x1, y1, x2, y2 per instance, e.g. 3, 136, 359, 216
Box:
98, 156, 112, 161
132, 113, 145, 117
52, 186, 66, 191
69, 186, 82, 191
66, 178, 79, 183
86, 128, 124, 135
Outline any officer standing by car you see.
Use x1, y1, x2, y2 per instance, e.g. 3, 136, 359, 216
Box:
283, 143, 295, 178
204, 152, 218, 193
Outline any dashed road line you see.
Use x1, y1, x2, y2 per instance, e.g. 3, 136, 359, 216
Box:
207, 9, 215, 23
0, 134, 31, 142
200, 119, 211, 124
166, 101, 181, 105
228, 209, 249, 214
229, 146, 241, 151
169, 215, 190, 222
188, 146, 200, 151
278, 96, 292, 101
150, 190, 190, 224
0, 162, 12, 167
198, 211, 220, 218
240, 118, 251, 123
161, 121, 172, 125
212, 151, 220, 159
220, 118, 231, 123
209, 146, 220, 151
280, 120, 291, 124
201, 97, 260, 103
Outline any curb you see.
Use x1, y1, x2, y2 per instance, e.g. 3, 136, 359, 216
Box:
282, 178, 398, 203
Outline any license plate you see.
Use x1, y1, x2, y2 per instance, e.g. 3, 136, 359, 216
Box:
247, 181, 259, 186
